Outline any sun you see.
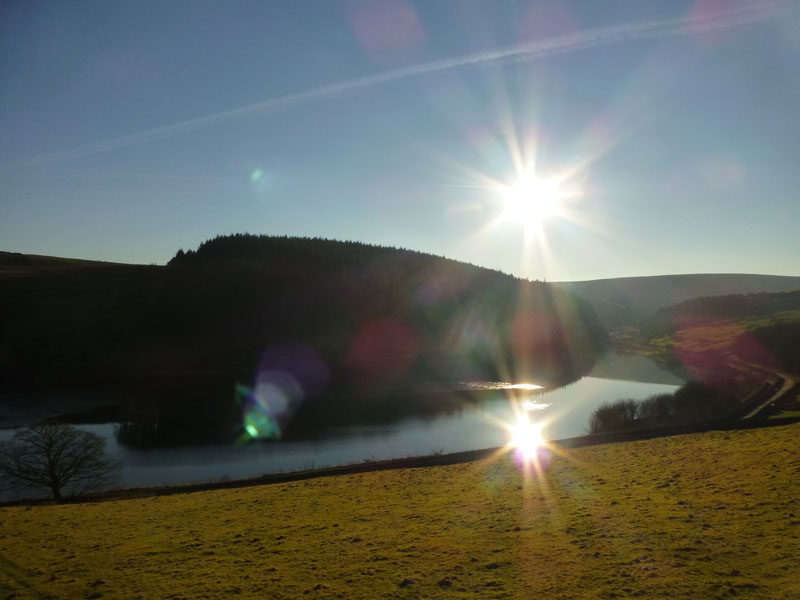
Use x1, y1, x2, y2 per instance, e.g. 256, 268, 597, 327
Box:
499, 173, 563, 230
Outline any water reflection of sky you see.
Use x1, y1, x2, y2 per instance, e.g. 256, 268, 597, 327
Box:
0, 353, 682, 499
124, 376, 680, 485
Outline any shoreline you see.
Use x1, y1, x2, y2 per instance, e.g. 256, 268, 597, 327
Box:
4, 413, 798, 507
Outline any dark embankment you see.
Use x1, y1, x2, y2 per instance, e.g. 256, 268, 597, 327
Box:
736, 321, 800, 374
0, 236, 607, 444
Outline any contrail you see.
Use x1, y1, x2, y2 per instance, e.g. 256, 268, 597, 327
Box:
1, 2, 793, 172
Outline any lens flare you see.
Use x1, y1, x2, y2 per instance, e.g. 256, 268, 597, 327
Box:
242, 405, 281, 440
239, 344, 330, 441
237, 383, 279, 441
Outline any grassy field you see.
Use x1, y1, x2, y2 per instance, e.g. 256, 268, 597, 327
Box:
2, 423, 799, 599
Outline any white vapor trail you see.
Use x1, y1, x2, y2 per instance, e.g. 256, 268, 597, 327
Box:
1, 2, 794, 172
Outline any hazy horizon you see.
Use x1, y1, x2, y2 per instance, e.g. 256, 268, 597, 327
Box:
2, 1, 799, 280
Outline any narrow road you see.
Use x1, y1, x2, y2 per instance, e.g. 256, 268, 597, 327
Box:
742, 372, 797, 419
722, 355, 798, 419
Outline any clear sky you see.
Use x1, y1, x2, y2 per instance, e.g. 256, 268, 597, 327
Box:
1, 0, 799, 281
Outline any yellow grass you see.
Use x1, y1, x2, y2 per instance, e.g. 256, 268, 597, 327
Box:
2, 423, 799, 599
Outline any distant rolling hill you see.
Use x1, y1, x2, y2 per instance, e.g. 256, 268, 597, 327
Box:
0, 251, 118, 278
555, 273, 800, 330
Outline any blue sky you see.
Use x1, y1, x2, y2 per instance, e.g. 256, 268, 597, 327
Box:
1, 0, 799, 281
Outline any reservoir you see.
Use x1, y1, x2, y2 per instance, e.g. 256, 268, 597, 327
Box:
0, 352, 682, 499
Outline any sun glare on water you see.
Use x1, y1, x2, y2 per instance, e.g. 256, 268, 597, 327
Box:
507, 383, 543, 390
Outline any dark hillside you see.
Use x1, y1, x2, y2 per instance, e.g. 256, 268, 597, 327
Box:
1, 236, 606, 442
166, 235, 607, 390
740, 322, 800, 374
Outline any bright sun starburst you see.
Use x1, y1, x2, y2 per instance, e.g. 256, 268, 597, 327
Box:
499, 173, 564, 230
509, 414, 544, 458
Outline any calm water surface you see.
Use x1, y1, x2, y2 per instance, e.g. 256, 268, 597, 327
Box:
1, 352, 682, 499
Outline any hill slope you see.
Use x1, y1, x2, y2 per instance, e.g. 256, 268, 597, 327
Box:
555, 273, 800, 330
0, 236, 606, 439
628, 290, 800, 415
2, 421, 797, 598
0, 251, 117, 279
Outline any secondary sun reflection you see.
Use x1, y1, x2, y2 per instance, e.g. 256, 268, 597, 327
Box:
500, 387, 551, 465
509, 412, 544, 459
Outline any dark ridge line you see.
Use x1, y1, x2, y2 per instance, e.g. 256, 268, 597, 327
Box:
3, 415, 798, 507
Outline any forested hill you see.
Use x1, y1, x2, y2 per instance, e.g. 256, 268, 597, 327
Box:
166, 234, 608, 390
1, 235, 607, 404
169, 234, 426, 269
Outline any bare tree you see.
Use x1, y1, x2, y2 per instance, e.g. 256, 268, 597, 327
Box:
0, 424, 121, 501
